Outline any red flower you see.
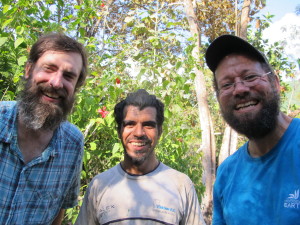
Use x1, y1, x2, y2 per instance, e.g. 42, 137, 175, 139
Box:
97, 106, 109, 118
101, 3, 105, 7
116, 77, 121, 84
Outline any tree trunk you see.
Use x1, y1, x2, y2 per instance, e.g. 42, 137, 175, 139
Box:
239, 0, 251, 39
218, 125, 238, 165
184, 0, 216, 223
218, 0, 252, 166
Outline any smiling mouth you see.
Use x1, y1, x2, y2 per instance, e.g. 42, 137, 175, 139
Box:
235, 100, 258, 110
43, 91, 61, 99
131, 142, 147, 146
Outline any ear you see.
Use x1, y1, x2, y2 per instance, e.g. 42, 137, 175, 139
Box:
25, 63, 32, 79
117, 127, 123, 139
273, 74, 281, 91
158, 126, 163, 139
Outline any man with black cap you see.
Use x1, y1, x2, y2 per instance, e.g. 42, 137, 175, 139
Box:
205, 35, 300, 225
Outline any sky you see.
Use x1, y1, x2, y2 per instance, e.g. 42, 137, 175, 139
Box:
257, 0, 300, 65
258, 0, 298, 22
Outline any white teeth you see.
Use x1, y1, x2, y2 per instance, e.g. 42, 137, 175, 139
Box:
236, 101, 257, 109
44, 92, 59, 99
131, 142, 146, 146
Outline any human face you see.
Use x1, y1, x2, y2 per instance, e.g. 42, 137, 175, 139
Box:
215, 54, 280, 139
120, 106, 161, 166
25, 51, 82, 102
18, 51, 82, 130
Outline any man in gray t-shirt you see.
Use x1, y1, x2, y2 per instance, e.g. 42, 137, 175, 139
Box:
75, 89, 206, 225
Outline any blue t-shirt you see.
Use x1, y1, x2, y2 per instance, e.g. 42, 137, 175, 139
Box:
213, 118, 300, 225
0, 101, 84, 225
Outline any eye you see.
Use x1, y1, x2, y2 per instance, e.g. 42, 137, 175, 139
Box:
64, 72, 76, 81
43, 66, 55, 72
243, 74, 260, 82
123, 121, 135, 128
220, 82, 233, 90
143, 121, 157, 129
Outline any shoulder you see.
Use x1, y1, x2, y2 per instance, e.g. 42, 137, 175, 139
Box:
216, 145, 245, 175
292, 118, 300, 128
88, 165, 120, 192
59, 121, 84, 143
0, 101, 17, 139
157, 163, 194, 186
0, 101, 17, 114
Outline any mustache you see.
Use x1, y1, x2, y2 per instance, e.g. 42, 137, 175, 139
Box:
230, 93, 262, 106
38, 84, 68, 99
127, 136, 150, 143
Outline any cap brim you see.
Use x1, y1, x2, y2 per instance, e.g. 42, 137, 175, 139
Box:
205, 35, 267, 73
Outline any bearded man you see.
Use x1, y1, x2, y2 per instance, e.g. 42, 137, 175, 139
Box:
205, 35, 300, 225
75, 89, 206, 225
0, 33, 87, 225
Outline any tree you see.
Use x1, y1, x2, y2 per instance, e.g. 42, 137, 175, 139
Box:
0, 1, 297, 224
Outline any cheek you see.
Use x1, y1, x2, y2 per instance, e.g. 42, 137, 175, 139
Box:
121, 130, 131, 142
64, 82, 76, 95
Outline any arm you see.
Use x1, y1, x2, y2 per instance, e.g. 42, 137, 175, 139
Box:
181, 183, 206, 225
212, 186, 226, 225
51, 209, 65, 225
74, 183, 98, 225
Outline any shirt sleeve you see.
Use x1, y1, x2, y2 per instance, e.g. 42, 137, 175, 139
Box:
74, 181, 98, 225
212, 175, 226, 225
61, 153, 83, 209
181, 182, 206, 225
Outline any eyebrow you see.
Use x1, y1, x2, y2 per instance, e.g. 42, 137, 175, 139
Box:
123, 120, 157, 126
44, 63, 79, 76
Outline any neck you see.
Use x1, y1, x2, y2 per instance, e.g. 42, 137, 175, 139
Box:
248, 112, 292, 157
121, 156, 159, 175
18, 116, 55, 163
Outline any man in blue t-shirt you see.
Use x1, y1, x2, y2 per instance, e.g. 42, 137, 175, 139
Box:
205, 35, 300, 225
0, 33, 87, 225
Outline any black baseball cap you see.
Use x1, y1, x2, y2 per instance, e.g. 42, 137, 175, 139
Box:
205, 35, 268, 73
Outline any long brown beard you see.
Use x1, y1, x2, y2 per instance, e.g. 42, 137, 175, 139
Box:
17, 78, 75, 131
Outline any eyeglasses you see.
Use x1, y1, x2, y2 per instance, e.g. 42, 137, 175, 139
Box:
218, 72, 272, 96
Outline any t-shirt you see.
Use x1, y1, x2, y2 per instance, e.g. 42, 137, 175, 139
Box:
75, 162, 206, 225
213, 118, 300, 225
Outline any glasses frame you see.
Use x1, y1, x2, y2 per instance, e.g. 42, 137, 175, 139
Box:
218, 71, 272, 96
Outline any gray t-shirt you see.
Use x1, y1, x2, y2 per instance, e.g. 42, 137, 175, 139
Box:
75, 162, 205, 225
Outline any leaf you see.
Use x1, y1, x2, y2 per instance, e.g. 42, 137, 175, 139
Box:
44, 9, 51, 19
89, 142, 97, 151
14, 38, 24, 48
16, 26, 25, 34
17, 56, 27, 66
3, 5, 11, 14
2, 19, 13, 30
112, 143, 121, 154
0, 37, 8, 47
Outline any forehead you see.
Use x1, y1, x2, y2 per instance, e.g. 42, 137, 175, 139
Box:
124, 105, 157, 121
37, 51, 83, 74
215, 54, 263, 78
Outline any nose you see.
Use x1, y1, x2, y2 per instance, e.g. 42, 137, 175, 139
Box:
232, 80, 250, 96
133, 124, 145, 137
49, 72, 63, 89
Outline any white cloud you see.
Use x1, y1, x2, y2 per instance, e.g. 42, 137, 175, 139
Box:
263, 13, 300, 62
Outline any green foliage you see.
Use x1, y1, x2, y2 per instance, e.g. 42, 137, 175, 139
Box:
248, 14, 298, 113
1, 1, 298, 224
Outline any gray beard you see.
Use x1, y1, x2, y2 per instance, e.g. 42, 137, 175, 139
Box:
17, 78, 74, 131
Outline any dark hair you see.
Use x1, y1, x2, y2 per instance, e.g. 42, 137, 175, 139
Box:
114, 89, 165, 135
26, 33, 88, 90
